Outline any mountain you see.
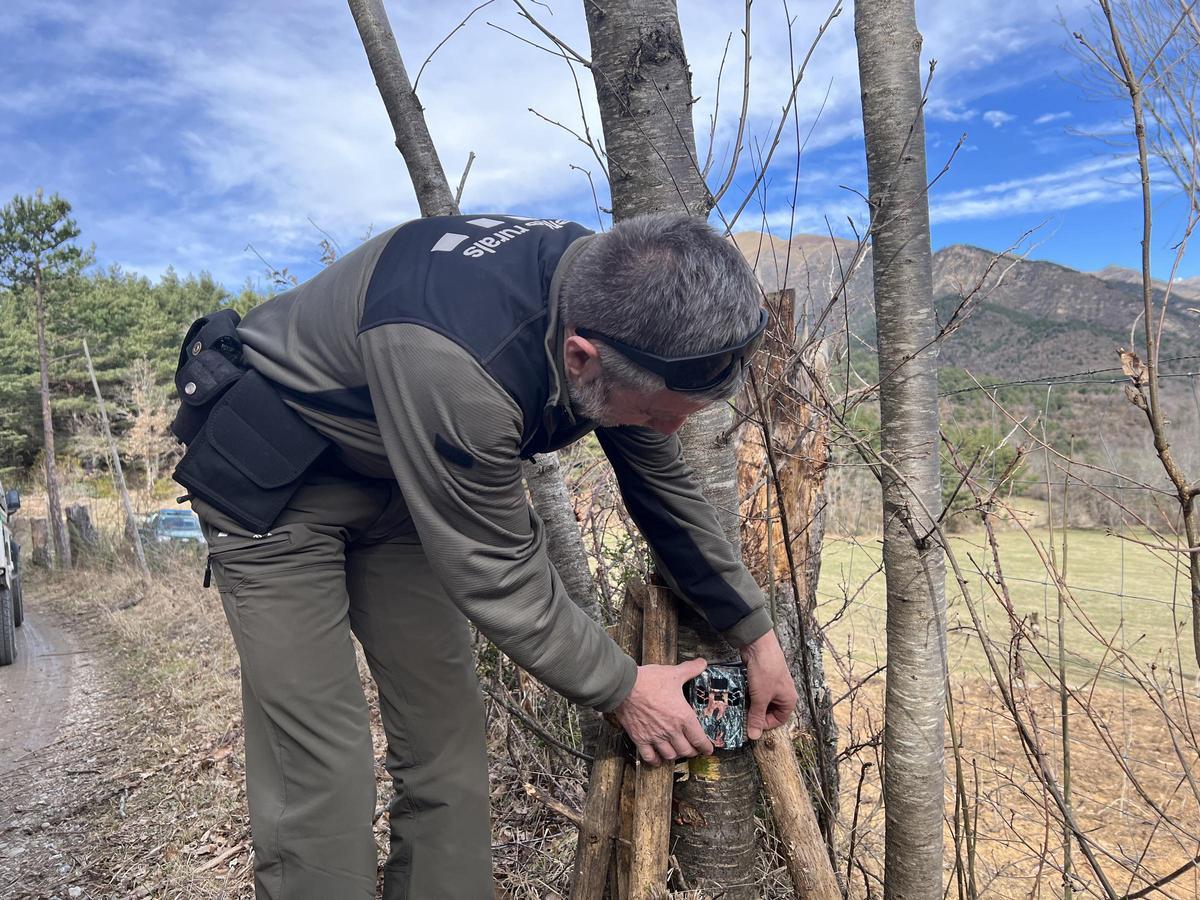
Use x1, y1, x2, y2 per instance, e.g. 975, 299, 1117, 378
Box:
1093, 265, 1200, 305
732, 233, 1199, 381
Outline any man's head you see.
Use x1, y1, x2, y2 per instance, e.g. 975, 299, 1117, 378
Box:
561, 213, 765, 434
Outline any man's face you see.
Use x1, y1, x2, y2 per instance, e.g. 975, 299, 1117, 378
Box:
598, 383, 706, 435
563, 332, 708, 433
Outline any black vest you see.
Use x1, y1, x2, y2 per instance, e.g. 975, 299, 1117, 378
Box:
359, 215, 594, 456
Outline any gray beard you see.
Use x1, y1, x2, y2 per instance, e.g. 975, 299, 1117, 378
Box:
566, 376, 623, 428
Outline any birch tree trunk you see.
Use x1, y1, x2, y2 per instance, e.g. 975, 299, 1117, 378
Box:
584, 3, 757, 894
855, 3, 947, 897
33, 266, 70, 568
348, 0, 599, 619
526, 452, 602, 621
348, 0, 458, 217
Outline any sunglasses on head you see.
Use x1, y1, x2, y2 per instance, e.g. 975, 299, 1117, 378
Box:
576, 306, 769, 394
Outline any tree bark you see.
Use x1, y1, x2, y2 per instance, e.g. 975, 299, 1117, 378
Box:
581, 3, 755, 894
570, 584, 644, 900
584, 0, 710, 220
736, 290, 837, 843
525, 454, 602, 621
33, 266, 70, 569
753, 727, 842, 900
347, 0, 458, 217
630, 584, 677, 900
855, 3, 948, 898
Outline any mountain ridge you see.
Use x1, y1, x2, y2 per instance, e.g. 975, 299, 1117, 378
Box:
732, 232, 1198, 380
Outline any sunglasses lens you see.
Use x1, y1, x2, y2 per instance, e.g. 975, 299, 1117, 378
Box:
668, 352, 738, 391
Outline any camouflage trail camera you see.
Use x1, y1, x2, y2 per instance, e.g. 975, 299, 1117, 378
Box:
684, 662, 748, 750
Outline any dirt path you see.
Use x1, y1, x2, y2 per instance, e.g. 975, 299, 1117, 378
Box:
0, 612, 86, 774
0, 593, 128, 900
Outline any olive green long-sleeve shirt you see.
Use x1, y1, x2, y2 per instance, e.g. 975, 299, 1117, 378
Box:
236, 216, 773, 711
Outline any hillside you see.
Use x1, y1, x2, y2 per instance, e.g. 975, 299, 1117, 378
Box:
732, 233, 1199, 380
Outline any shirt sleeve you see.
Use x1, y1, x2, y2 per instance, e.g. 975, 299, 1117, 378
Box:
595, 424, 774, 647
359, 323, 637, 711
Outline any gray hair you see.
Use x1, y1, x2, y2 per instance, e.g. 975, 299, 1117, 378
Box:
561, 212, 763, 403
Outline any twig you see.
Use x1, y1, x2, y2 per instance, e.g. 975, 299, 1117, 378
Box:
482, 685, 593, 763
455, 151, 476, 207
413, 0, 499, 94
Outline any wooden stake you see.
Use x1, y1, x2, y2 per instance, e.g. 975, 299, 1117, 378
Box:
753, 727, 842, 900
83, 340, 150, 578
569, 583, 645, 900
630, 585, 677, 900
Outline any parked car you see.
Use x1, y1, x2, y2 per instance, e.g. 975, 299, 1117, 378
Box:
143, 508, 206, 547
1, 483, 24, 667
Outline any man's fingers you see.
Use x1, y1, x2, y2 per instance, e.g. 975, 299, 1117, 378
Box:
676, 657, 708, 682
654, 741, 677, 765
638, 744, 660, 766
682, 715, 715, 756
747, 696, 769, 741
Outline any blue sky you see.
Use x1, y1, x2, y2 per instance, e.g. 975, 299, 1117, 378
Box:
2, 0, 1193, 290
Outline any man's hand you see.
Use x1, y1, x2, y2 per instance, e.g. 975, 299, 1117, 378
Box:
741, 630, 797, 740
612, 658, 715, 766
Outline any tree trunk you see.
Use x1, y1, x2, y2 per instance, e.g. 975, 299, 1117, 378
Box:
855, 3, 948, 898
84, 339, 150, 578
347, 0, 458, 217
584, 3, 757, 894
33, 266, 70, 569
525, 454, 602, 621
30, 518, 51, 568
65, 504, 98, 563
736, 290, 837, 843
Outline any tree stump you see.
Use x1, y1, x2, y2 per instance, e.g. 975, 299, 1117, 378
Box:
30, 518, 51, 568
65, 504, 97, 564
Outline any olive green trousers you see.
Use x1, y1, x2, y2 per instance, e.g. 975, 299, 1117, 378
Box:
195, 473, 494, 899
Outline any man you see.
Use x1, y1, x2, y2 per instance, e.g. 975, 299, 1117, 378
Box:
174, 212, 797, 899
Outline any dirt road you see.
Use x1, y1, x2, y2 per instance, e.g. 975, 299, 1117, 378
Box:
0, 595, 126, 899
0, 613, 85, 774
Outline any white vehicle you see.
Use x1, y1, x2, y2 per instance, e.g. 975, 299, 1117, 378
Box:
0, 483, 24, 667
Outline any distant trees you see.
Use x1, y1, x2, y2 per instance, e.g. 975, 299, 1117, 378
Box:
0, 199, 267, 506
0, 191, 85, 567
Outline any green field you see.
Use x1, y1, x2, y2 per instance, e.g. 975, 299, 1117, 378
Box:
817, 528, 1197, 682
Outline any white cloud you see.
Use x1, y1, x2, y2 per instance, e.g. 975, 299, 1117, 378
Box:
983, 110, 1016, 128
1034, 111, 1073, 124
931, 155, 1143, 222
0, 0, 1100, 285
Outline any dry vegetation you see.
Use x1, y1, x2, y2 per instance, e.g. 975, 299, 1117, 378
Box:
8, 507, 1196, 898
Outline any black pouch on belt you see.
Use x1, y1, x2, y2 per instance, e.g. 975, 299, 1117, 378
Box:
170, 310, 331, 533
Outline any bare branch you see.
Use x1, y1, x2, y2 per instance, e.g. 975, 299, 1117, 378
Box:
413, 0, 500, 95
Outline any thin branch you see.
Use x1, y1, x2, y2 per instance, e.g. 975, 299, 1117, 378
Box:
455, 151, 477, 207
511, 0, 592, 68
413, 0, 500, 94
711, 0, 754, 205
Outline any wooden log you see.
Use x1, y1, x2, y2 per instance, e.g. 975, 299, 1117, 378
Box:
630, 585, 677, 900
614, 758, 636, 900
570, 583, 645, 900
30, 518, 51, 568
753, 727, 842, 900
65, 504, 97, 564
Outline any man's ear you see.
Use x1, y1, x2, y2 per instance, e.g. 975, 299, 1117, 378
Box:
564, 332, 603, 382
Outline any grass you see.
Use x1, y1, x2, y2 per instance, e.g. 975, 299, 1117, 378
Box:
817, 527, 1197, 682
